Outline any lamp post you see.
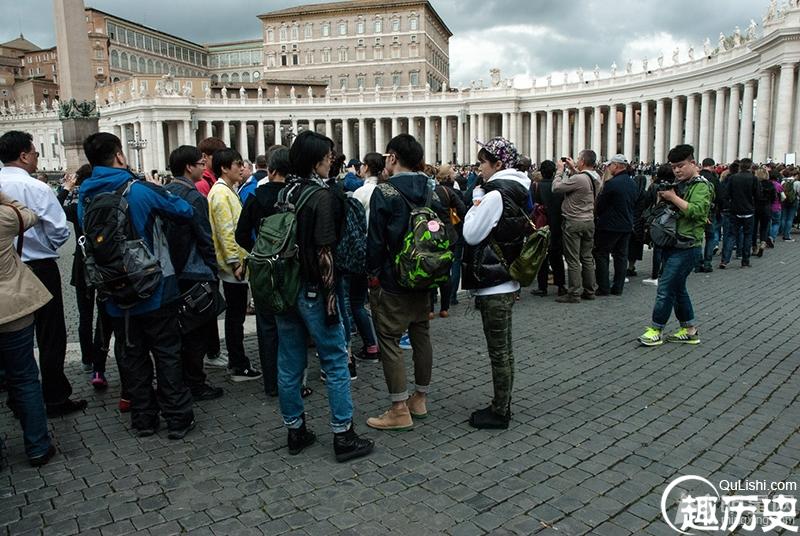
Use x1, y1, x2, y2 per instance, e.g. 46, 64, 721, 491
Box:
280, 114, 304, 145
127, 135, 148, 172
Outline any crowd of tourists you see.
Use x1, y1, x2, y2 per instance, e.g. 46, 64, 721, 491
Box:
0, 125, 797, 469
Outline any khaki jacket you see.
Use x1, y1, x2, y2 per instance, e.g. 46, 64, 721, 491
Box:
0, 196, 52, 326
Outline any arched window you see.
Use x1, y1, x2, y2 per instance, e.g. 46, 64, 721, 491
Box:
374, 18, 382, 33
211, 74, 219, 84
242, 72, 251, 83
231, 72, 240, 83
147, 59, 154, 73
279, 26, 287, 41
120, 52, 129, 70
110, 50, 119, 68
138, 57, 145, 72
409, 16, 419, 31
221, 73, 229, 84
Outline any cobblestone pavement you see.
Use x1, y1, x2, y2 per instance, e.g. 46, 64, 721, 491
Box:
2, 238, 799, 536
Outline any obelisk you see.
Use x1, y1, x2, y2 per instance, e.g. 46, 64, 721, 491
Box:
53, 0, 99, 170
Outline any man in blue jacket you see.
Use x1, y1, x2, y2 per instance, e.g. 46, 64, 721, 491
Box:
79, 133, 196, 440
593, 154, 638, 295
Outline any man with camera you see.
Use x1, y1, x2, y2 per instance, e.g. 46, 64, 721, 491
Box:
638, 144, 712, 347
552, 150, 601, 303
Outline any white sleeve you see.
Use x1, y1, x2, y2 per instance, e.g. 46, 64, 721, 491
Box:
463, 190, 503, 246
37, 187, 70, 250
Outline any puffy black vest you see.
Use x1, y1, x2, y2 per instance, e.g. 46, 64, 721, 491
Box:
462, 179, 530, 290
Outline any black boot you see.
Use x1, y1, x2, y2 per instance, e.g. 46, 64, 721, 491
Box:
287, 414, 316, 455
468, 406, 510, 430
333, 425, 374, 463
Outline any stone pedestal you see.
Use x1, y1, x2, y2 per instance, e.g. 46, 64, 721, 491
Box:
61, 117, 98, 171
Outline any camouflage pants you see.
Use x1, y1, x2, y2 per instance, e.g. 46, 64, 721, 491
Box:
474, 291, 516, 417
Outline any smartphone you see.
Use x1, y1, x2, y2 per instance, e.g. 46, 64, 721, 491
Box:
561, 157, 568, 162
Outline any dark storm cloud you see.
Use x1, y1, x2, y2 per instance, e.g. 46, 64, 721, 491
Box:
0, 0, 772, 84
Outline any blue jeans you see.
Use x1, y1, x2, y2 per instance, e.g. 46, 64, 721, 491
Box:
335, 274, 353, 349
702, 214, 722, 268
651, 247, 701, 329
275, 285, 353, 433
348, 275, 377, 350
0, 324, 51, 459
770, 209, 782, 240
782, 202, 798, 239
722, 215, 753, 264
255, 311, 278, 395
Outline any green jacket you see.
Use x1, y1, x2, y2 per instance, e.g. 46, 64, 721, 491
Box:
677, 177, 713, 247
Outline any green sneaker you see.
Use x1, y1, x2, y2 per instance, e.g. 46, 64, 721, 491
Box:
638, 327, 664, 346
666, 328, 700, 345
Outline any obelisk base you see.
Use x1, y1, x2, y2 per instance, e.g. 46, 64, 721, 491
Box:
61, 117, 98, 171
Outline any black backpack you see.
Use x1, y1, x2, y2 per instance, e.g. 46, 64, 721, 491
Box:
334, 196, 368, 275
79, 180, 162, 309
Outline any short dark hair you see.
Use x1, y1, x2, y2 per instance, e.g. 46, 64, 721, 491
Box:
386, 134, 424, 170
169, 145, 202, 177
578, 149, 597, 168
267, 146, 290, 176
75, 163, 93, 185
667, 144, 695, 163
539, 160, 556, 180
516, 156, 532, 173
701, 158, 715, 167
739, 158, 753, 171
363, 152, 385, 178
83, 132, 123, 167
198, 137, 226, 156
289, 130, 334, 178
656, 163, 675, 182
477, 148, 499, 165
211, 148, 242, 178
0, 130, 34, 164
255, 154, 268, 168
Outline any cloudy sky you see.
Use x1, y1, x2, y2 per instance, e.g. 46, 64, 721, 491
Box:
2, 0, 772, 86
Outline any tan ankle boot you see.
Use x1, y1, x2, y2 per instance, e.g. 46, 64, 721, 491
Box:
407, 393, 428, 419
366, 406, 413, 431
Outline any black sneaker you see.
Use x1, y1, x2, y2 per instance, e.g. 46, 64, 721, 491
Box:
46, 398, 88, 418
230, 368, 262, 382
168, 420, 196, 440
333, 425, 374, 462
288, 414, 316, 455
348, 359, 357, 381
468, 406, 510, 430
29, 445, 56, 468
191, 384, 224, 401
135, 421, 160, 438
355, 348, 380, 363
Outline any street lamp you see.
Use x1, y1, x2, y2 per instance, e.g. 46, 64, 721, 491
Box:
280, 114, 304, 145
127, 136, 148, 173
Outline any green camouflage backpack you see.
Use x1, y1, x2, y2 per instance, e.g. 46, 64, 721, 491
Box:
246, 183, 321, 314
392, 185, 454, 289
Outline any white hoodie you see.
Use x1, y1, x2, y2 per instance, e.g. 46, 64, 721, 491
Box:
463, 168, 532, 296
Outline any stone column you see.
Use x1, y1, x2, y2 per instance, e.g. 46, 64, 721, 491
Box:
456, 113, 465, 165
561, 109, 571, 159
712, 88, 726, 164
698, 91, 712, 160
256, 120, 265, 157
624, 103, 635, 159
239, 121, 250, 161
501, 113, 510, 140
391, 117, 400, 139
424, 116, 434, 162
357, 117, 367, 160
739, 81, 756, 158
374, 118, 385, 157
545, 110, 555, 161
555, 113, 563, 159
181, 120, 192, 147
669, 96, 682, 149
529, 112, 538, 163
639, 101, 651, 163
606, 104, 618, 157
773, 63, 796, 162
753, 71, 773, 163
325, 119, 333, 140
577, 107, 586, 153
509, 112, 519, 148
342, 119, 353, 160
469, 114, 478, 162
222, 120, 231, 148
725, 84, 741, 163
684, 94, 698, 149
118, 123, 128, 163
592, 106, 602, 158
203, 120, 213, 140
154, 120, 166, 171
477, 114, 486, 150
654, 98, 666, 163
440, 116, 450, 163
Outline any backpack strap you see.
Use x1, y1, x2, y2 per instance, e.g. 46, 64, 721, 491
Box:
389, 182, 432, 211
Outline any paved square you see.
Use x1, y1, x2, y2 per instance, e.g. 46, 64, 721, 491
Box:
1, 241, 798, 535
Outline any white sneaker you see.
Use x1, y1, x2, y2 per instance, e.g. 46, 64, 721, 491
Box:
204, 353, 229, 369
624, 277, 630, 283
642, 278, 659, 286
